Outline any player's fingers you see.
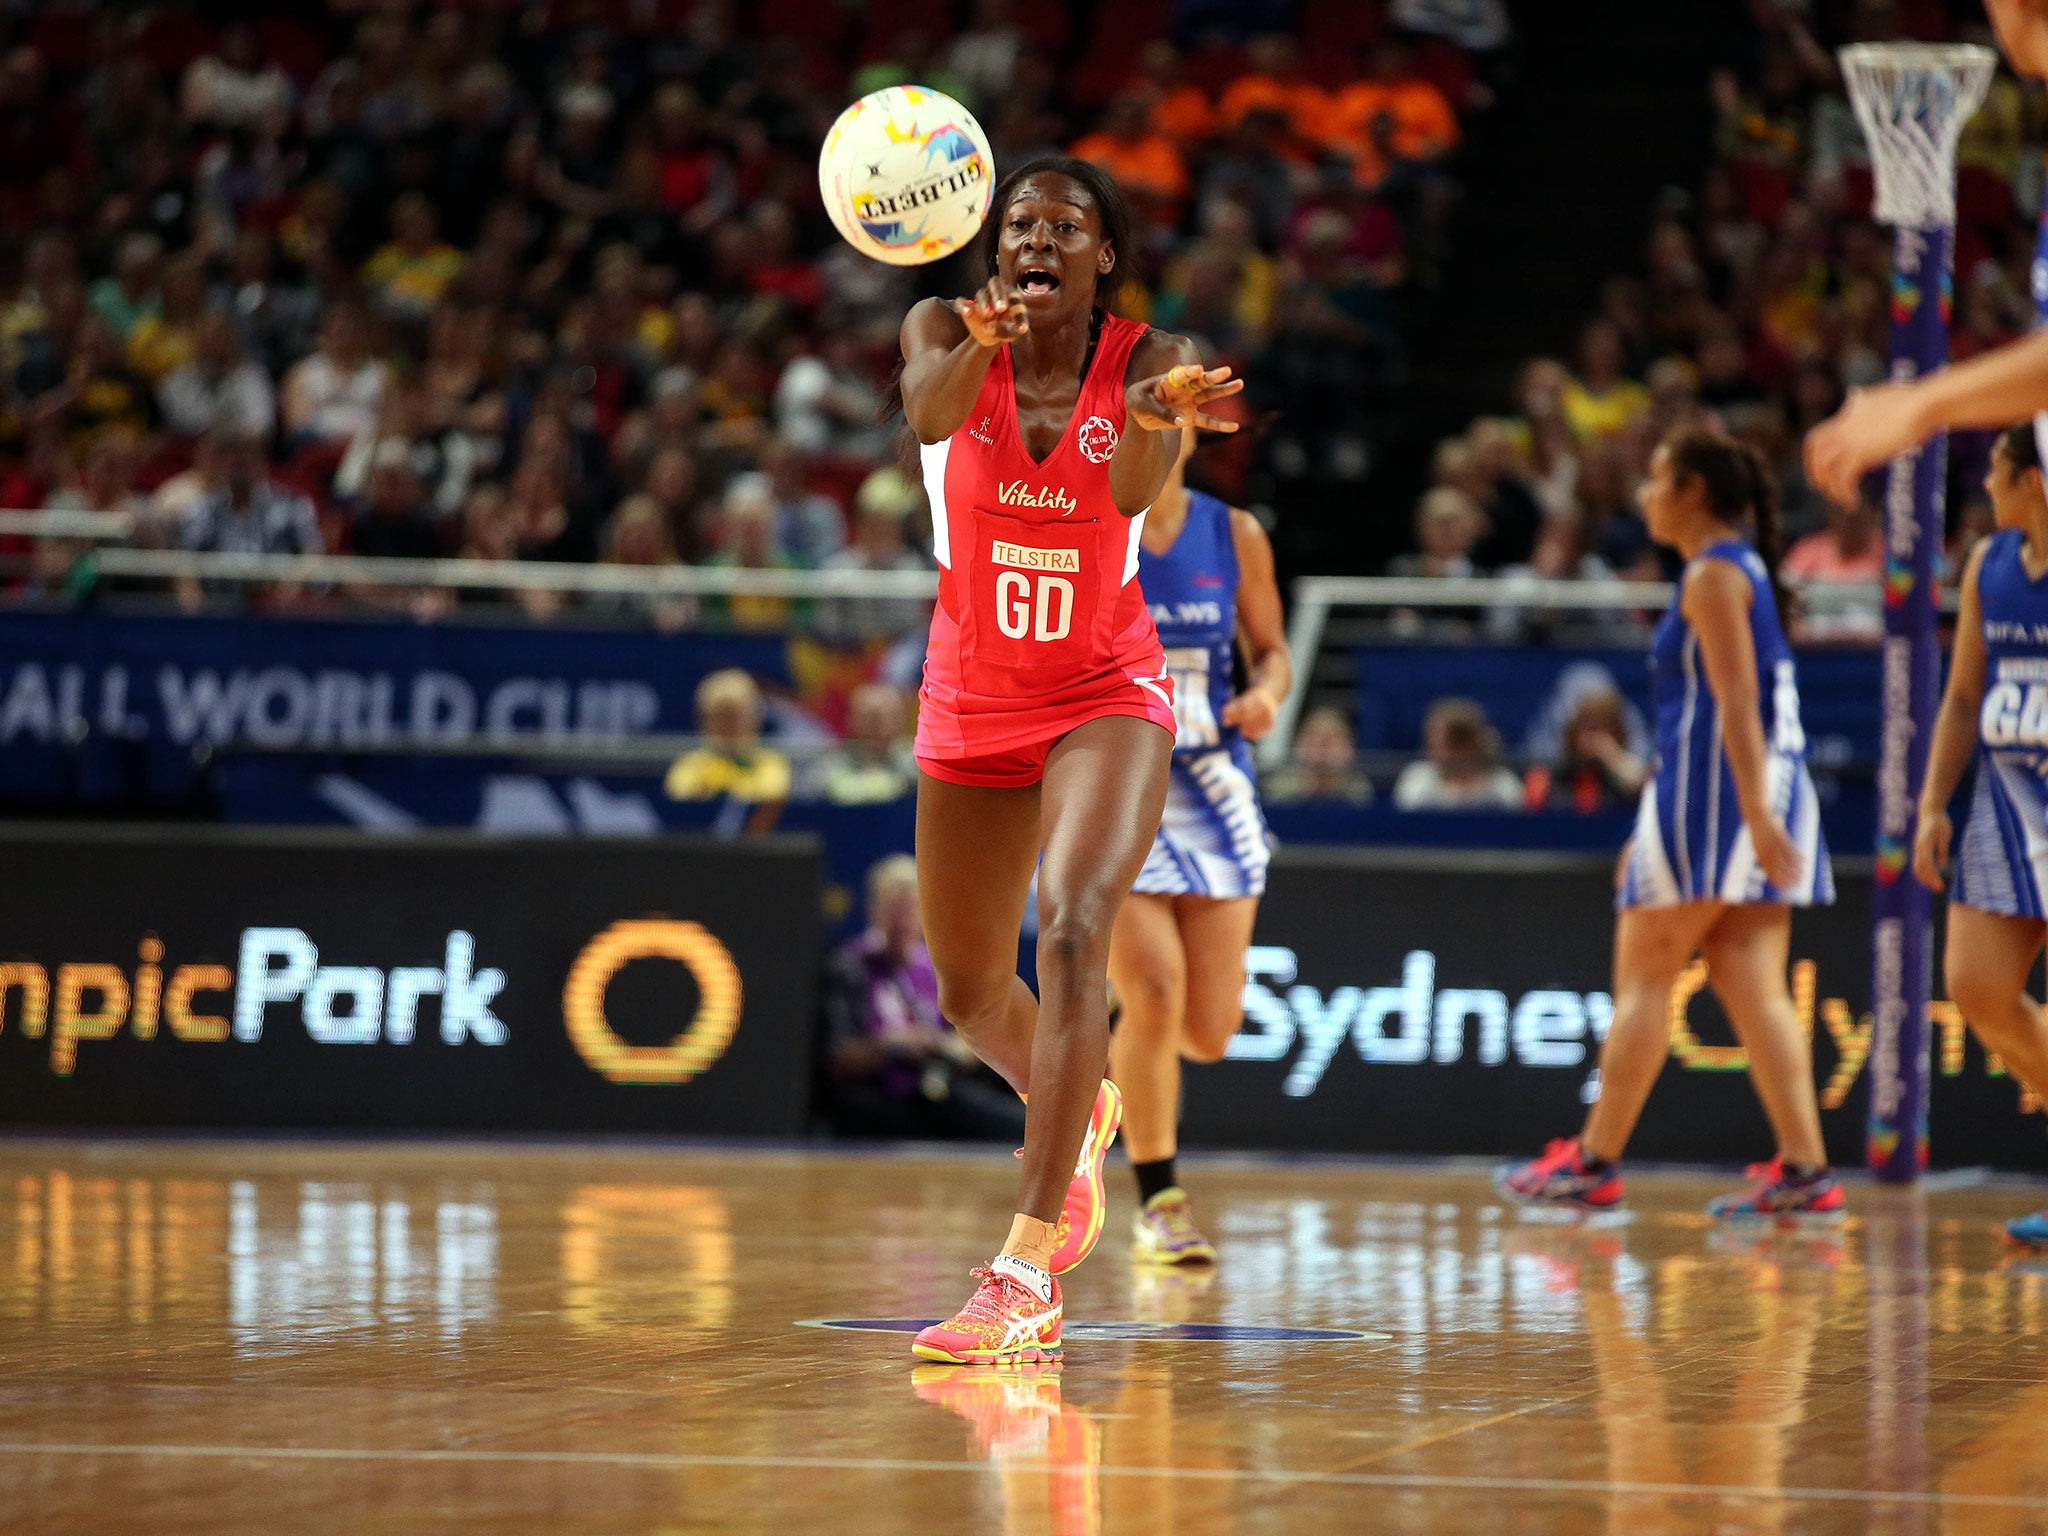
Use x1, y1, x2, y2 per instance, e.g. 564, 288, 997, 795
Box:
1193, 378, 1246, 402
1192, 412, 1240, 433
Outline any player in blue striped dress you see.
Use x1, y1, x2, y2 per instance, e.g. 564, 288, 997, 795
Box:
1501, 428, 1844, 1220
1914, 423, 2048, 1247
1108, 423, 1290, 1264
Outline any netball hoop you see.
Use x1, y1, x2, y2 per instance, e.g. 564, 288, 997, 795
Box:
1840, 42, 1995, 1183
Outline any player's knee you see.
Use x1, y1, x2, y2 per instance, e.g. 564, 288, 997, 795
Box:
1946, 953, 2010, 1039
936, 970, 1011, 1031
1179, 996, 1244, 1062
1116, 965, 1182, 1031
1036, 894, 1116, 979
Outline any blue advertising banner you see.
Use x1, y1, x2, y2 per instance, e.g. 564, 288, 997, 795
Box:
0, 610, 790, 803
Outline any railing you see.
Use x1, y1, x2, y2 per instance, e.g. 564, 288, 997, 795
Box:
3, 508, 1899, 772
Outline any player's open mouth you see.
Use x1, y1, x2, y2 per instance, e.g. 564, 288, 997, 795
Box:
1018, 269, 1060, 296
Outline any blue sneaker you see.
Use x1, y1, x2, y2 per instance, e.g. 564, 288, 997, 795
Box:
1706, 1159, 1846, 1222
2004, 1209, 2048, 1248
1497, 1138, 1624, 1210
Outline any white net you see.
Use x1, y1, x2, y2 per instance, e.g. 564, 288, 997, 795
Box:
1840, 43, 1997, 228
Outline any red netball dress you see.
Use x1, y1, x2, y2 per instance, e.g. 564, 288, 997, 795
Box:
914, 312, 1177, 787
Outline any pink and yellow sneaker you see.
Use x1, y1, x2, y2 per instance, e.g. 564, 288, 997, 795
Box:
1046, 1079, 1123, 1274
912, 1255, 1063, 1366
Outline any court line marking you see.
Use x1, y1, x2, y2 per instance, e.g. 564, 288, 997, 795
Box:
0, 1442, 2041, 1509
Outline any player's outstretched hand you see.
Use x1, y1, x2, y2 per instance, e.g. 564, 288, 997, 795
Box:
953, 279, 1029, 347
1220, 686, 1279, 741
1804, 383, 1929, 507
1749, 814, 1803, 892
1912, 806, 1952, 892
1127, 362, 1243, 434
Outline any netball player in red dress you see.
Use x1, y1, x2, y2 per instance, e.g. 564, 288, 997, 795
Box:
902, 156, 1242, 1365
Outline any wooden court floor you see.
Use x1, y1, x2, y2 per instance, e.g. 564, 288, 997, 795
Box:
3, 1141, 2048, 1534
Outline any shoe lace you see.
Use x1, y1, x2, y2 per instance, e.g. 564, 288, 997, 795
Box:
1535, 1137, 1583, 1173
960, 1266, 1029, 1325
1152, 1197, 1201, 1240
1743, 1157, 1786, 1186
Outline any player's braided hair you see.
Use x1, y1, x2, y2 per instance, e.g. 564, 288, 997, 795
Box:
1666, 426, 1790, 618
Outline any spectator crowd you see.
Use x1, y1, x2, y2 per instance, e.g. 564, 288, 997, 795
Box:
1383, 0, 2032, 653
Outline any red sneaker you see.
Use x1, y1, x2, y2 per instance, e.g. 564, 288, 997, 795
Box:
1496, 1137, 1625, 1210
1046, 1079, 1122, 1274
912, 1255, 1063, 1365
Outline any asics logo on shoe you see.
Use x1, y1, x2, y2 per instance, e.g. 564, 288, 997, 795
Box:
998, 1305, 1060, 1350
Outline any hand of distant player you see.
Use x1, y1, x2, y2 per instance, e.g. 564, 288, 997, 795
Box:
1912, 806, 1952, 892
1804, 383, 1929, 507
1749, 814, 1803, 891
954, 278, 1029, 347
1221, 685, 1279, 741
1127, 362, 1243, 434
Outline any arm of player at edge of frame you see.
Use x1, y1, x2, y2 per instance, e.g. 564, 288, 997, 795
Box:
1806, 328, 2048, 506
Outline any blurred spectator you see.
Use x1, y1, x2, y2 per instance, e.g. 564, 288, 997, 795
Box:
1784, 491, 1883, 644
126, 256, 208, 383
591, 493, 692, 631
774, 333, 885, 460
1390, 486, 1486, 579
820, 469, 934, 644
761, 443, 846, 567
810, 683, 915, 805
159, 308, 277, 440
1561, 319, 1649, 444
88, 233, 163, 342
820, 854, 1023, 1142
1071, 89, 1192, 233
664, 668, 793, 805
178, 432, 319, 557
43, 433, 149, 538
709, 475, 806, 630
1443, 420, 1542, 569
31, 312, 155, 448
1393, 697, 1522, 810
508, 456, 595, 564
181, 24, 291, 131
1219, 35, 1330, 152
1483, 512, 1632, 642
1263, 706, 1374, 804
1326, 37, 1460, 182
349, 442, 438, 560
361, 193, 465, 323
940, 0, 1026, 114
282, 303, 387, 448
1521, 686, 1648, 813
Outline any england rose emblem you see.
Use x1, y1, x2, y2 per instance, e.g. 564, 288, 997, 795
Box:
1076, 415, 1119, 463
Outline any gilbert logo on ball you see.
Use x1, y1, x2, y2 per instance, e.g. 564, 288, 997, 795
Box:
819, 85, 994, 267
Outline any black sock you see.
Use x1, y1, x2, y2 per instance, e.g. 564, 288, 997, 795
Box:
1783, 1162, 1827, 1183
1133, 1157, 1178, 1204
1579, 1152, 1614, 1175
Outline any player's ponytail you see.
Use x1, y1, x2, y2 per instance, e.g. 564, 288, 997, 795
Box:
1666, 426, 1790, 617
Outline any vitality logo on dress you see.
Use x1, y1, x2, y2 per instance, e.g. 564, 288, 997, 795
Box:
1076, 416, 1119, 463
997, 481, 1077, 512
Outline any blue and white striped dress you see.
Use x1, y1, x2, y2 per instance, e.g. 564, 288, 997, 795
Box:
1953, 529, 2048, 919
1132, 490, 1272, 899
1620, 539, 1833, 909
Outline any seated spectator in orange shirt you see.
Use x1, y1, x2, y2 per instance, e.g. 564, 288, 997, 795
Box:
1071, 91, 1190, 230
1217, 35, 1331, 156
1327, 37, 1460, 174
1130, 40, 1215, 147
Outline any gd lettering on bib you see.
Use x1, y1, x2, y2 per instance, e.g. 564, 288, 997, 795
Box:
961, 508, 1105, 684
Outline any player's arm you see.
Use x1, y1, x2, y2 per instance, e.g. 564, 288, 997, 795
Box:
1114, 330, 1242, 516
1223, 507, 1292, 741
897, 284, 1026, 445
1685, 558, 1802, 889
1807, 330, 2048, 505
1915, 538, 1993, 889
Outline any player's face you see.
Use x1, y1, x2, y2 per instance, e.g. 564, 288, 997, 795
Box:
1638, 444, 1683, 545
1986, 437, 2044, 529
1986, 0, 2048, 80
996, 175, 1112, 322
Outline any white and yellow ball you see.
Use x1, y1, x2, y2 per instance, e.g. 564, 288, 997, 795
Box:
818, 85, 994, 267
